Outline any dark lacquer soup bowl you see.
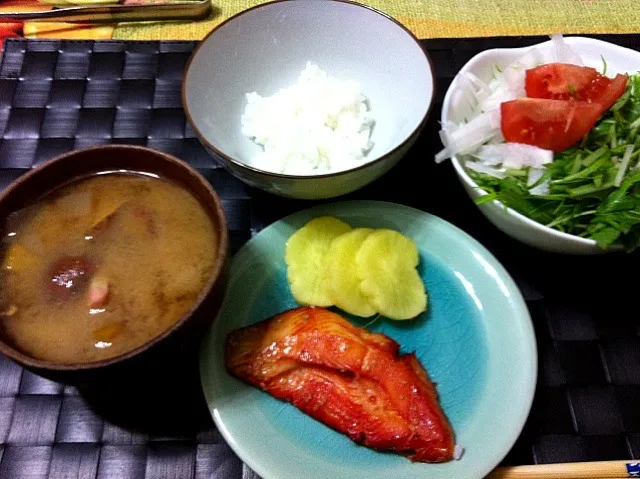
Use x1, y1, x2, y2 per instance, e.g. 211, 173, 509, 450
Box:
0, 145, 228, 383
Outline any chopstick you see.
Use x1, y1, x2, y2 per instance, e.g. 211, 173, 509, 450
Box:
488, 460, 640, 478
0, 0, 211, 23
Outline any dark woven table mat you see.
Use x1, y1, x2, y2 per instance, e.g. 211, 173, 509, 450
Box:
0, 35, 639, 479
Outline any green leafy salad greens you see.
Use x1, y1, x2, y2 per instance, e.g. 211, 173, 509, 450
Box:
468, 73, 640, 252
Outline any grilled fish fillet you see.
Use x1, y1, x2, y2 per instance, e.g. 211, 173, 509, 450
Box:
225, 307, 455, 462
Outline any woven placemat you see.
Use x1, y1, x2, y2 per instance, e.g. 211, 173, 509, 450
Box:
0, 36, 639, 478
112, 0, 640, 41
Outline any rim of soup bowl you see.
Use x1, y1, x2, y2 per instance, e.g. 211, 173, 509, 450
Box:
181, 0, 436, 180
0, 144, 229, 371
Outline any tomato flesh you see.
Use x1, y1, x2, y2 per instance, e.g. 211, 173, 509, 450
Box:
525, 63, 628, 110
501, 98, 603, 152
526, 63, 598, 99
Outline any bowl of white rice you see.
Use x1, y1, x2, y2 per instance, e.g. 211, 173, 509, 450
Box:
182, 0, 434, 199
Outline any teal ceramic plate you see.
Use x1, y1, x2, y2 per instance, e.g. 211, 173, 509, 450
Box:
200, 201, 537, 479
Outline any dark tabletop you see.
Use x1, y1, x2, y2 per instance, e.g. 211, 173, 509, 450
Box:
0, 35, 639, 479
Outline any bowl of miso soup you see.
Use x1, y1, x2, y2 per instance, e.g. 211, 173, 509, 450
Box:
0, 145, 228, 375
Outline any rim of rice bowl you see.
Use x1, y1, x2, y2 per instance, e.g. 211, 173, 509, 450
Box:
441, 45, 600, 248
182, 0, 436, 180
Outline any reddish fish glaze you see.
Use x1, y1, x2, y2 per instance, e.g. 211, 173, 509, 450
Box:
224, 307, 455, 462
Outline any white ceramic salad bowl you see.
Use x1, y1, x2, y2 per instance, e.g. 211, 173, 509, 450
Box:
441, 36, 640, 254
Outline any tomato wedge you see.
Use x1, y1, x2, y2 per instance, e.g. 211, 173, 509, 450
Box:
526, 63, 598, 99
525, 63, 628, 111
589, 73, 628, 111
501, 98, 603, 152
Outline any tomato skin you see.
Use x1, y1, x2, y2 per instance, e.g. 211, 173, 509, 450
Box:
501, 98, 603, 152
525, 63, 628, 110
592, 73, 628, 111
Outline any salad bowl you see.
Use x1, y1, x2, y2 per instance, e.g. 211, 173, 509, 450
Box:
441, 36, 639, 254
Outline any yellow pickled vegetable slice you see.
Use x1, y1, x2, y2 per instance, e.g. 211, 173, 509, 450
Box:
285, 216, 351, 307
355, 229, 427, 320
23, 22, 115, 40
326, 228, 376, 317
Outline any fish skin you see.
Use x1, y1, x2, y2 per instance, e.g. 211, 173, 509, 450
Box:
225, 306, 455, 462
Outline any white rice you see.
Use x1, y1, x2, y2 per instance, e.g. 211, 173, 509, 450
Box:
241, 63, 374, 175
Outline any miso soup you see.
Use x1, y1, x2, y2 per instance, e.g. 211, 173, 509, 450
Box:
0, 173, 217, 363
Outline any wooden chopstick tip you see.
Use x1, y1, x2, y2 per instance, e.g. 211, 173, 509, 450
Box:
487, 459, 640, 479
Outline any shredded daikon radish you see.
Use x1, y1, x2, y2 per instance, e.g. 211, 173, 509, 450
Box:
477, 83, 520, 113
436, 110, 501, 162
614, 145, 634, 186
498, 144, 552, 169
465, 161, 506, 178
462, 72, 492, 103
527, 167, 550, 196
549, 33, 584, 66
502, 49, 543, 94
470, 143, 553, 169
